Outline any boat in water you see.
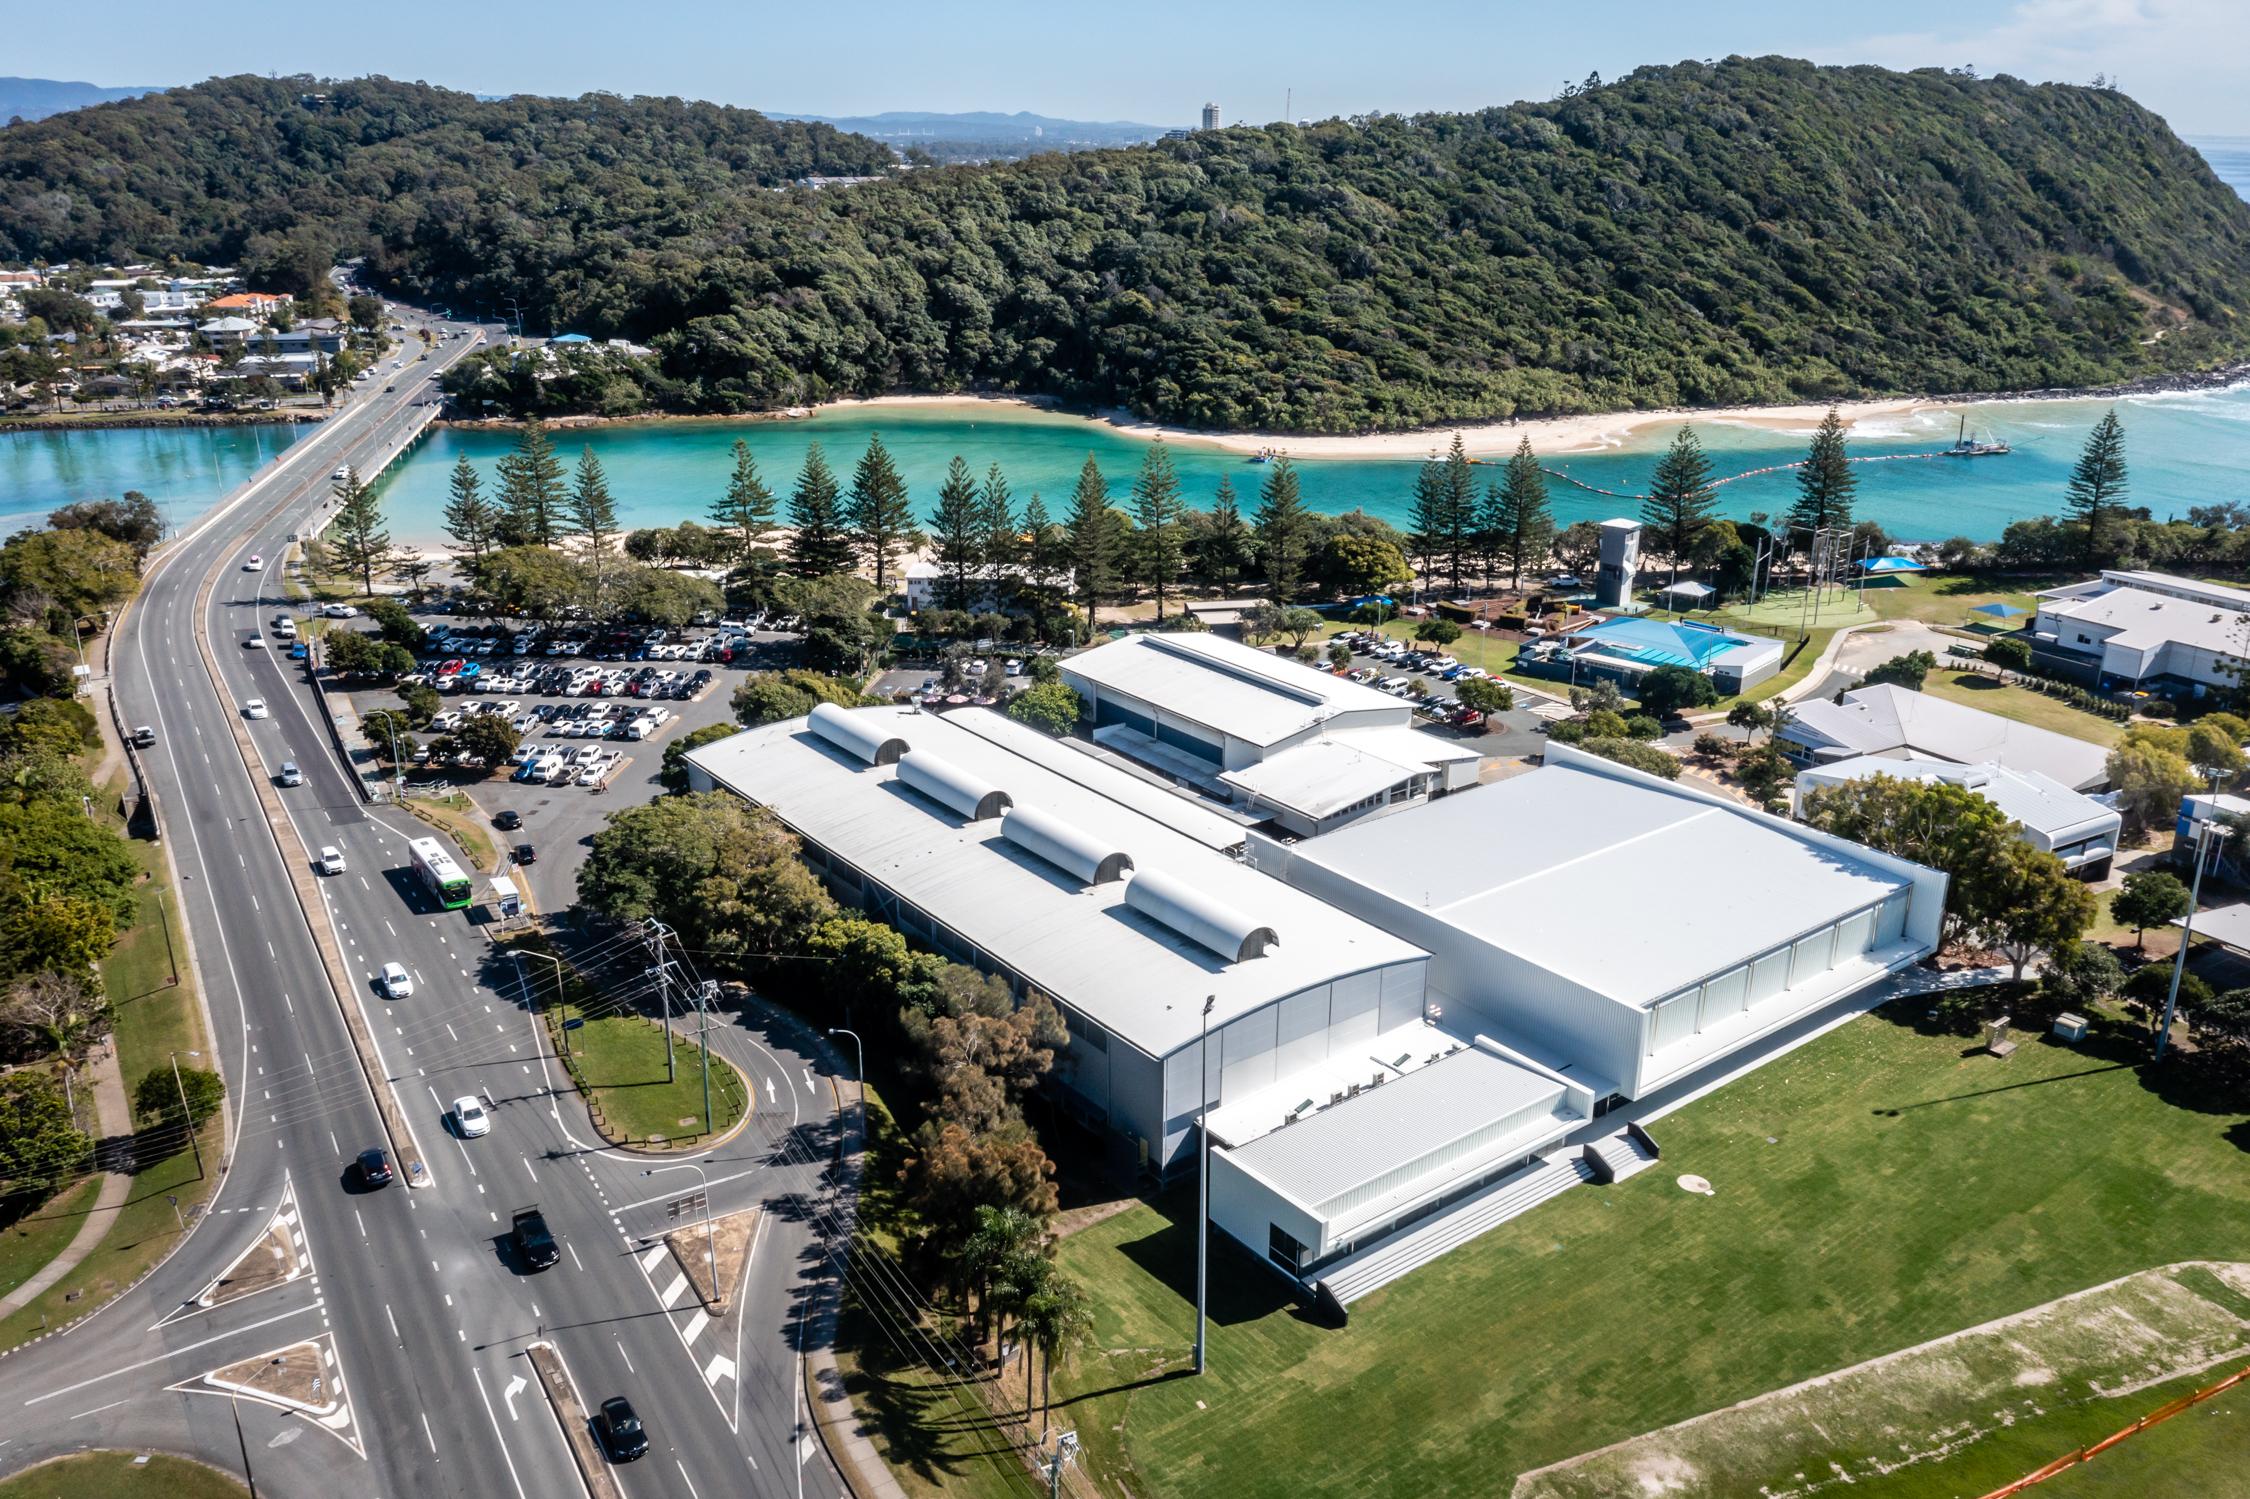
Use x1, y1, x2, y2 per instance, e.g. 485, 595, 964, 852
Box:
1941, 413, 2010, 457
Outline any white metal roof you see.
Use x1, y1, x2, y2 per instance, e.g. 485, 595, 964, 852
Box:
1060, 632, 1407, 747
686, 706, 1425, 1058
1274, 751, 1912, 1010
1794, 755, 2119, 844
2036, 574, 2250, 659
1220, 1042, 1568, 1213
1220, 740, 1416, 820
1781, 684, 2111, 790
941, 708, 1246, 849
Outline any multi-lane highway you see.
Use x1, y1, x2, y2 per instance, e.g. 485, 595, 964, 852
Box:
0, 309, 856, 1499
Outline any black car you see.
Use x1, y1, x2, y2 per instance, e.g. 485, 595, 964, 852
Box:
493, 809, 523, 831
596, 1396, 648, 1462
357, 1147, 394, 1188
515, 843, 537, 865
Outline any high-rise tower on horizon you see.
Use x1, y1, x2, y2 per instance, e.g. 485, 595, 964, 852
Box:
1201, 101, 1220, 131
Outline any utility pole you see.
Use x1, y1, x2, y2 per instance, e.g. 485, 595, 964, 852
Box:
230, 1393, 260, 1497
1046, 1430, 1079, 1499
644, 919, 676, 1083
171, 1049, 205, 1178
1195, 993, 1214, 1376
696, 979, 719, 1134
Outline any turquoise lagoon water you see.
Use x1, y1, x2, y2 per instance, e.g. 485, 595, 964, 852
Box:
0, 421, 304, 541
9, 383, 2250, 550
361, 385, 2250, 547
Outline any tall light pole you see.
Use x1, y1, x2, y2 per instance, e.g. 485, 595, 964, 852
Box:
644, 1163, 715, 1311
1195, 993, 1214, 1376
827, 1027, 864, 1119
170, 1048, 205, 1178
2158, 820, 2229, 1060
511, 948, 570, 1058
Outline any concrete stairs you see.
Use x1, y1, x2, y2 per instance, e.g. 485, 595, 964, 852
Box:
1582, 1128, 1660, 1185
1315, 1155, 1597, 1312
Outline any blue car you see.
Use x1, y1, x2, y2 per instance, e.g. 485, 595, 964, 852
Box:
458, 661, 482, 680
289, 641, 310, 660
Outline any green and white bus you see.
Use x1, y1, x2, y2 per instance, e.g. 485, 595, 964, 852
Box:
408, 836, 473, 910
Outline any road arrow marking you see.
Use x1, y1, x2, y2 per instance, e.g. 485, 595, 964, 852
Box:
503, 1373, 526, 1421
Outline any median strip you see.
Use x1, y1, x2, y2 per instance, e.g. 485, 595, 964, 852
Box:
525, 1340, 620, 1499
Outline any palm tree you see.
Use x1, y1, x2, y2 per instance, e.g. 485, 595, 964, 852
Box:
952, 1204, 1043, 1362
1018, 1272, 1093, 1439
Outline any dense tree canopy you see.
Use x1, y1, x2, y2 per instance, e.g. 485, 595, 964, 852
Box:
9, 62, 2248, 432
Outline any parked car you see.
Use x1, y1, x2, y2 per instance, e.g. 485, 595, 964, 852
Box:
493, 809, 522, 831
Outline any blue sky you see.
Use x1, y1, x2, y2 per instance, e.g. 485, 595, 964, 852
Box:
14, 0, 2248, 134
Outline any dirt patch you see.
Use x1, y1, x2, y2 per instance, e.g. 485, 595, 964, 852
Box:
1512, 1262, 2250, 1499
208, 1340, 328, 1409
203, 1219, 302, 1307
665, 1206, 758, 1313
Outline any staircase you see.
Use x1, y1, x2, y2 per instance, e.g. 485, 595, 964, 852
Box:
1315, 1155, 1597, 1312
1582, 1127, 1660, 1184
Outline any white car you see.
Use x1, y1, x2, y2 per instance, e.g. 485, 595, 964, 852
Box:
452, 1096, 491, 1138
331, 467, 349, 481
321, 603, 359, 619
318, 846, 346, 875
276, 760, 304, 787
379, 962, 413, 999
243, 555, 264, 572
243, 698, 270, 719
244, 634, 267, 649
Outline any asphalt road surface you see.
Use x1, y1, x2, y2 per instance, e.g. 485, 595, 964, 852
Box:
0, 310, 856, 1499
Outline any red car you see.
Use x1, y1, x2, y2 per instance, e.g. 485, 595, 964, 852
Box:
435, 657, 465, 678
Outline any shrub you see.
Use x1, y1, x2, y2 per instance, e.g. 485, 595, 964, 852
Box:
1692, 731, 1733, 760
1982, 635, 2033, 672
1636, 663, 1719, 718
1005, 680, 1084, 737
1623, 714, 1663, 741
1576, 737, 1681, 779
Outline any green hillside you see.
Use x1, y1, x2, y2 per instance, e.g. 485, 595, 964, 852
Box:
8, 59, 2250, 432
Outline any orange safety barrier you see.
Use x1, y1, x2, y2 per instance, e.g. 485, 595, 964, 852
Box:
1973, 1360, 2250, 1499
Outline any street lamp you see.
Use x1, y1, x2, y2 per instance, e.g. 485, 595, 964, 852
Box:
1194, 993, 1214, 1377
511, 948, 570, 1057
826, 1028, 864, 1117
644, 1162, 715, 1313
2158, 819, 2231, 1060
170, 1049, 206, 1178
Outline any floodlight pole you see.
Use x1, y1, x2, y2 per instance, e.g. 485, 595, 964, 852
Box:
1195, 993, 1214, 1376
171, 1049, 205, 1178
2158, 820, 2228, 1060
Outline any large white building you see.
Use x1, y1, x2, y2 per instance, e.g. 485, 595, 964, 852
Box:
1779, 682, 2112, 792
1059, 632, 1481, 835
685, 716, 1944, 1304
1794, 755, 2123, 878
2029, 570, 2250, 697
1245, 746, 1946, 1103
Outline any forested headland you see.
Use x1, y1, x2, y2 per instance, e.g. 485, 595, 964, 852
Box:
9, 59, 2250, 433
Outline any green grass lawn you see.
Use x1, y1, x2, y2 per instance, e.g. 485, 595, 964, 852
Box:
0, 1178, 101, 1299
0, 778, 224, 1353
1921, 668, 2126, 747
505, 935, 751, 1146
407, 791, 498, 873
0, 1451, 246, 1498
1036, 1004, 2250, 1499
1863, 572, 2065, 630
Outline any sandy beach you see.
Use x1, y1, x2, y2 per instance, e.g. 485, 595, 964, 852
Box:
810, 391, 1938, 460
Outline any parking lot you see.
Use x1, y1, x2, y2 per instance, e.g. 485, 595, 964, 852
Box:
1328, 628, 1550, 758
327, 611, 806, 911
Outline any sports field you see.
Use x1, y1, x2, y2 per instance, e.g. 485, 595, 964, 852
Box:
1039, 1001, 2250, 1499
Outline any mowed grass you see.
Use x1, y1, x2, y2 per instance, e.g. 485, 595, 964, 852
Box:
1041, 1007, 2250, 1499
564, 1015, 749, 1144
0, 1451, 245, 1498
0, 778, 223, 1353
1922, 668, 2126, 747
0, 1178, 101, 1297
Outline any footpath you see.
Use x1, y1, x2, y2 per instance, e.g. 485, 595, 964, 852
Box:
0, 1044, 133, 1316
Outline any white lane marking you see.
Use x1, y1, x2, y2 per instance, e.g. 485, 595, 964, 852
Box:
567, 1241, 584, 1273
617, 1339, 635, 1374
27, 1302, 321, 1404
421, 1408, 438, 1454
638, 1244, 667, 1273
68, 1398, 132, 1420
520, 1155, 538, 1183
355, 1209, 368, 1240
681, 1309, 709, 1346
386, 1304, 400, 1341
470, 1365, 530, 1499
701, 1353, 734, 1387
502, 1374, 527, 1421
675, 1459, 702, 1499
659, 1272, 690, 1309
802, 1067, 815, 1093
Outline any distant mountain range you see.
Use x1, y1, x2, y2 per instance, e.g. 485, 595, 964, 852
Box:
0, 76, 160, 122
776, 109, 1171, 156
